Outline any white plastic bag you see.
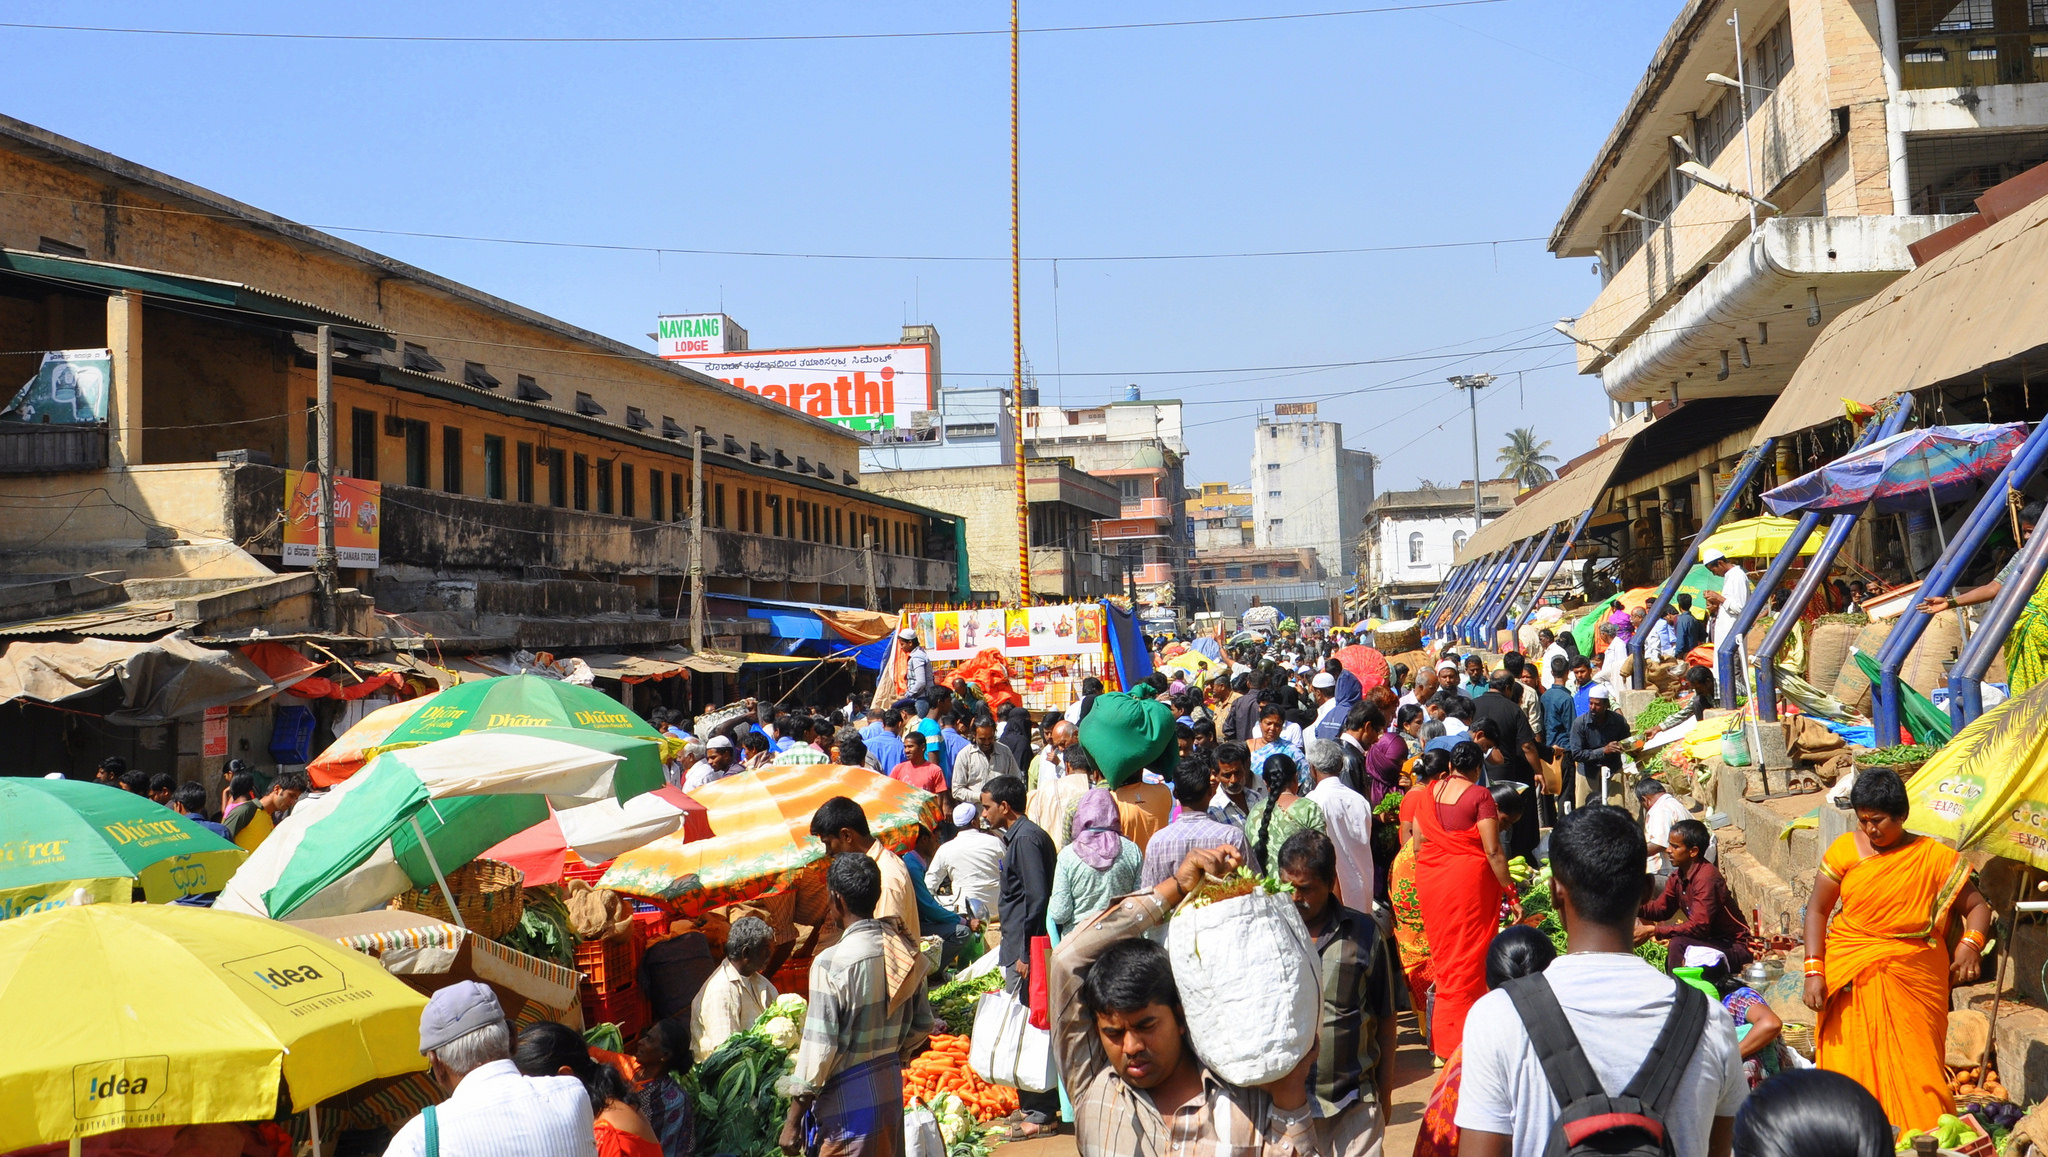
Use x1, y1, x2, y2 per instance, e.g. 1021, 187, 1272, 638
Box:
1165, 887, 1319, 1086
968, 992, 1009, 1084
904, 1103, 945, 1157
967, 989, 1058, 1092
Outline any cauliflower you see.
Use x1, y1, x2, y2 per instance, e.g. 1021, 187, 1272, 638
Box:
774, 1073, 810, 1099
771, 992, 808, 1017
760, 1015, 800, 1050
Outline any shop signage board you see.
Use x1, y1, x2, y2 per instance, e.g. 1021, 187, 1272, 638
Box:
281, 470, 381, 568
909, 603, 1106, 661
655, 313, 742, 358
2, 348, 111, 424
667, 343, 934, 432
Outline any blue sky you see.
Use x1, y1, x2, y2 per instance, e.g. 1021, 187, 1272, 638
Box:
1, 1, 1677, 493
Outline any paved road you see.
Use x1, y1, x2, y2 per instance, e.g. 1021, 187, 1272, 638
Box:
993, 1017, 1443, 1156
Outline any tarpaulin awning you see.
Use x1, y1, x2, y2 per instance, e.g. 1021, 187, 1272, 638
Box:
815, 608, 897, 644
1456, 437, 1632, 564
1753, 166, 2048, 445
0, 633, 277, 723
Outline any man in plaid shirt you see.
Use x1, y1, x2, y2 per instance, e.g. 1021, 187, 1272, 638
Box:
1277, 829, 1397, 1126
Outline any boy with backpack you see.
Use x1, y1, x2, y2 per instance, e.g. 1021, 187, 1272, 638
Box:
1455, 806, 1747, 1157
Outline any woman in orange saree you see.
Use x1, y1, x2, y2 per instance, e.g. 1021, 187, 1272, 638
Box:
1804, 767, 1992, 1129
1413, 742, 1516, 1061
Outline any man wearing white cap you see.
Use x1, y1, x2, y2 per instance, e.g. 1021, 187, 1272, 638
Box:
386, 980, 593, 1157
1565, 683, 1634, 810
900, 626, 933, 703
683, 734, 741, 792
1308, 669, 1341, 735
1700, 548, 1750, 645
924, 801, 1005, 916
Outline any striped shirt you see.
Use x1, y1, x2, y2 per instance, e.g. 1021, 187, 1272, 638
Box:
385, 1059, 595, 1157
791, 919, 933, 1096
1049, 893, 1386, 1156
1138, 812, 1253, 890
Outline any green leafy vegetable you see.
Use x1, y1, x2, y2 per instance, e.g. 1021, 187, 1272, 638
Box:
928, 969, 1003, 1034
499, 885, 576, 968
685, 1028, 793, 1157
583, 1021, 624, 1053
1860, 744, 1937, 766
1632, 697, 1684, 734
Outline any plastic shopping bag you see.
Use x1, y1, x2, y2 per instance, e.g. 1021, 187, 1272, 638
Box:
904, 1102, 945, 1157
968, 992, 1011, 1084
1165, 887, 1320, 1086
967, 988, 1058, 1092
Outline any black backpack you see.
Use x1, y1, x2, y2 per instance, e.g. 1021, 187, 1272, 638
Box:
1501, 972, 1711, 1157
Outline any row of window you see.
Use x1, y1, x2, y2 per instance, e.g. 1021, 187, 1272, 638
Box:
331, 407, 925, 556
1196, 562, 1301, 582
1406, 530, 1469, 563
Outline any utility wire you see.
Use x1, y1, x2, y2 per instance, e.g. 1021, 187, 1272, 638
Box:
0, 3, 1514, 45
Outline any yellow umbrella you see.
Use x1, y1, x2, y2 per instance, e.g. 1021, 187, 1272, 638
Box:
1905, 680, 2048, 870
0, 901, 429, 1150
1700, 515, 1821, 559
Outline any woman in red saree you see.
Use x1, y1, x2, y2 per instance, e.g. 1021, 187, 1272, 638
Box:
1804, 767, 1992, 1128
1412, 740, 1516, 1061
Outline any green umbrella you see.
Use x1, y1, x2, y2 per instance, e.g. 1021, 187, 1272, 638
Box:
370, 674, 661, 752
217, 729, 659, 921
0, 779, 245, 919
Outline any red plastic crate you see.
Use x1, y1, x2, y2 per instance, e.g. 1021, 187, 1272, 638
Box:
632, 907, 669, 941
561, 856, 611, 886
575, 930, 641, 995
580, 984, 650, 1041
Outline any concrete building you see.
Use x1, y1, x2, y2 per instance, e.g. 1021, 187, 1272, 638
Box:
1024, 393, 1187, 603
1186, 482, 1254, 550
859, 386, 1017, 472
863, 460, 1119, 601
1360, 481, 1517, 617
0, 113, 962, 790
1249, 406, 1373, 583
1186, 547, 1339, 623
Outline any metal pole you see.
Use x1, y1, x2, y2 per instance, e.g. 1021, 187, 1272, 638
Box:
1490, 524, 1559, 650
1951, 511, 2048, 724
1471, 536, 1539, 649
1755, 510, 1858, 721
409, 815, 465, 931
315, 324, 337, 631
1011, 0, 1030, 607
863, 531, 879, 611
1470, 385, 1482, 527
1513, 510, 1593, 640
689, 427, 706, 652
1732, 7, 1759, 234
1631, 441, 1777, 689
1462, 548, 1522, 647
1420, 561, 1471, 634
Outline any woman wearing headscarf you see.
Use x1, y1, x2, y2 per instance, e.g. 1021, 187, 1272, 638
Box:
1046, 788, 1142, 937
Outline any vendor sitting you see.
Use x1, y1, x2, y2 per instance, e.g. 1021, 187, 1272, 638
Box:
1049, 843, 1382, 1153
1636, 818, 1752, 971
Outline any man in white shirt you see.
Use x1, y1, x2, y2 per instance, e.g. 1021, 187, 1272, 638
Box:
925, 802, 1006, 916
1308, 670, 1340, 735
1701, 548, 1750, 645
1536, 628, 1569, 689
1456, 807, 1745, 1157
683, 735, 741, 792
691, 915, 779, 1061
386, 981, 594, 1157
1303, 739, 1374, 913
1639, 777, 1697, 881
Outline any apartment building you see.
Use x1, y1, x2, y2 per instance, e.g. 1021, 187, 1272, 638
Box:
1024, 391, 1187, 601
1249, 406, 1374, 583
1361, 481, 1518, 617
1186, 482, 1254, 550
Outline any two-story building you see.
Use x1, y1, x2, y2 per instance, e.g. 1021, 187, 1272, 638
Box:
1025, 390, 1188, 602
1361, 481, 1518, 617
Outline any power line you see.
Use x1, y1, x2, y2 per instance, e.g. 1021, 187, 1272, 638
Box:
0, 3, 1513, 45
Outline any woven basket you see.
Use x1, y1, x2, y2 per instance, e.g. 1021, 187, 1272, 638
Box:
394, 858, 526, 940
1779, 1021, 1815, 1058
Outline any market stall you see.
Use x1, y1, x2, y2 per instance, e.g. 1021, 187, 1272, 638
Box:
874, 599, 1154, 711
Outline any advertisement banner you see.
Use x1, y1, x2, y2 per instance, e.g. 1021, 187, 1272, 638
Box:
655, 313, 740, 358
281, 470, 381, 568
668, 344, 933, 432
2, 348, 111, 424
202, 706, 229, 758
914, 603, 1104, 661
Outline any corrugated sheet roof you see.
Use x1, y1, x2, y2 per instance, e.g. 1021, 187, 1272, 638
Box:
0, 600, 191, 639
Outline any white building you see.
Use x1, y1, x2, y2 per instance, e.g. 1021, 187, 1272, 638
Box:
1249, 406, 1373, 582
1361, 481, 1518, 617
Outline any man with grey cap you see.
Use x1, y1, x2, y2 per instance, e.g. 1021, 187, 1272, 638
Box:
683, 734, 740, 792
385, 981, 593, 1157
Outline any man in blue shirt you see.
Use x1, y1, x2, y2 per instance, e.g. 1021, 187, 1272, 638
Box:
1569, 654, 1597, 716
866, 708, 906, 777
937, 708, 972, 782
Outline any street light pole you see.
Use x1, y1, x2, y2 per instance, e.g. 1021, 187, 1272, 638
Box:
1730, 7, 1759, 233
1449, 374, 1496, 531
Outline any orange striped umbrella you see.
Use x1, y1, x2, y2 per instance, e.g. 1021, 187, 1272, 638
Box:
307, 692, 442, 787
596, 763, 942, 917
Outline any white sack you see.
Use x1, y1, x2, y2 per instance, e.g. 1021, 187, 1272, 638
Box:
1166, 888, 1319, 1086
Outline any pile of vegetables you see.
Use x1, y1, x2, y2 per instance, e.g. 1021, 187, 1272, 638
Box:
1632, 696, 1685, 735
500, 885, 577, 968
912, 1092, 1008, 1157
1948, 1062, 2010, 1103
929, 969, 1003, 1035
902, 1033, 1019, 1122
1173, 866, 1292, 914
1514, 856, 1667, 968
1860, 744, 1937, 767
1895, 1112, 1986, 1153
683, 995, 807, 1157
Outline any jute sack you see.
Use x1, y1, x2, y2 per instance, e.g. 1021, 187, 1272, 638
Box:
1832, 620, 1898, 714
1901, 611, 1964, 695
1806, 622, 1860, 697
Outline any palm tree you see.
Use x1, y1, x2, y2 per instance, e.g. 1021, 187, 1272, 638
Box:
1497, 427, 1557, 489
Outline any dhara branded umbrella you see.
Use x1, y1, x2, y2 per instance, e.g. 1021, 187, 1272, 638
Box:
215, 730, 644, 921
369, 673, 662, 751
0, 901, 427, 1151
0, 779, 245, 919
306, 691, 441, 786
597, 763, 942, 915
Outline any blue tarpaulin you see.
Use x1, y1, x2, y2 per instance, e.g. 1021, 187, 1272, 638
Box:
1104, 601, 1154, 690
748, 608, 827, 640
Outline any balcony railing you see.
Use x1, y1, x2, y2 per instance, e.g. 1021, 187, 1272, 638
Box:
1122, 497, 1174, 521
1900, 32, 2048, 90
0, 422, 107, 474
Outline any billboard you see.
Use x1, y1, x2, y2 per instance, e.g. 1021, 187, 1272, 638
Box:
2, 349, 111, 425
281, 470, 381, 568
668, 344, 934, 433
655, 313, 743, 358
911, 603, 1106, 661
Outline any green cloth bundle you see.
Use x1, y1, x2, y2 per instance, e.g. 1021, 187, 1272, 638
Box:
1078, 691, 1178, 789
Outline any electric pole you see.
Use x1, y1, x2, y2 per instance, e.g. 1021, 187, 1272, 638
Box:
862, 531, 879, 611
1449, 374, 1496, 530
315, 324, 337, 630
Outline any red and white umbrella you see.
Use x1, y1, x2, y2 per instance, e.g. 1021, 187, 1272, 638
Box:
482, 785, 712, 886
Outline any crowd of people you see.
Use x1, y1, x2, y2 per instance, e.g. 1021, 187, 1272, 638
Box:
63, 608, 1983, 1157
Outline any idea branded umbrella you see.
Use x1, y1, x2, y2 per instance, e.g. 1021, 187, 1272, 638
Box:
598, 763, 942, 915
1764, 423, 2028, 517
0, 779, 245, 919
215, 729, 649, 921
1699, 515, 1822, 559
0, 901, 427, 1151
482, 785, 713, 886
1904, 677, 2048, 868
